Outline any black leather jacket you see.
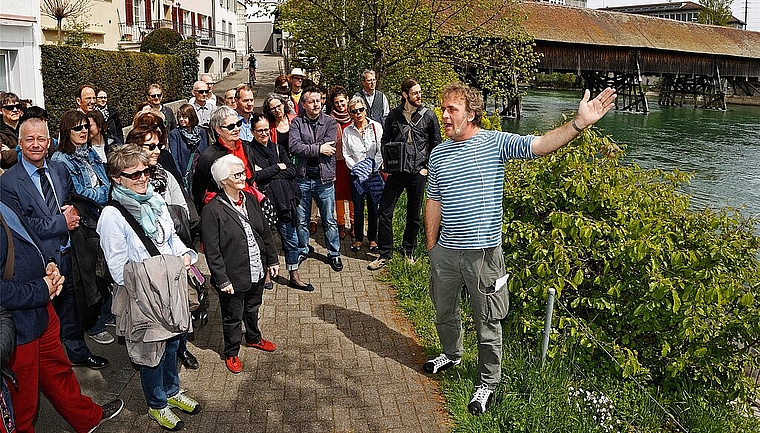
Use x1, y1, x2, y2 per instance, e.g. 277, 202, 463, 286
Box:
381, 104, 442, 172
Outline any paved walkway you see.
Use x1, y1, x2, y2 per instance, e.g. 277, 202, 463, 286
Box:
37, 55, 450, 432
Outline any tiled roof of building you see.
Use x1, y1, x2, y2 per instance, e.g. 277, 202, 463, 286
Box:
520, 2, 760, 58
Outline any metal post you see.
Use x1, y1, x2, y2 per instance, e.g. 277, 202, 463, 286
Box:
541, 288, 556, 368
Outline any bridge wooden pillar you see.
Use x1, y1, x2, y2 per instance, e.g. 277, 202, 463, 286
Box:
581, 70, 648, 112
658, 72, 726, 110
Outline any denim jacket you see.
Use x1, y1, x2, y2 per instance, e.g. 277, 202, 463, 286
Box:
51, 147, 111, 205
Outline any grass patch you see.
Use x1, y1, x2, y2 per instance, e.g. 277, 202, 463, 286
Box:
380, 193, 760, 432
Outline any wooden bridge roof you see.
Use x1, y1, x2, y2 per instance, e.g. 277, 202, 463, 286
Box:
520, 2, 760, 59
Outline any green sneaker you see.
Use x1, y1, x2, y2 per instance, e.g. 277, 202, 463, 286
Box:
167, 391, 202, 414
148, 406, 184, 431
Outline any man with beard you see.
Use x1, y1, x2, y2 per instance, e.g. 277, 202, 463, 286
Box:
368, 79, 441, 270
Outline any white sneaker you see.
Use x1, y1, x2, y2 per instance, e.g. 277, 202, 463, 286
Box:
422, 353, 460, 374
467, 384, 494, 415
87, 330, 114, 345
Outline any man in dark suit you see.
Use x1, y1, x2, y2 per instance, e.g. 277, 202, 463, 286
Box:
0, 113, 108, 370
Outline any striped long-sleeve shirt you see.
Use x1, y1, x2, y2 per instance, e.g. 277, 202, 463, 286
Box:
427, 129, 537, 249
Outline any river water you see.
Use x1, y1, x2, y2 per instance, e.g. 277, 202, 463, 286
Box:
501, 89, 760, 223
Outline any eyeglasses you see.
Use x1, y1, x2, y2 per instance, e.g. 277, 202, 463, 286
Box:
230, 170, 246, 180
97, 96, 108, 100
2, 103, 23, 112
194, 89, 210, 94
254, 128, 269, 134
220, 119, 243, 131
269, 103, 283, 111
120, 167, 152, 180
349, 107, 366, 115
149, 93, 162, 99
71, 123, 91, 132
142, 142, 164, 151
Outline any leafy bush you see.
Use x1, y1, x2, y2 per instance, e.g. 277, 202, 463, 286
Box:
40, 45, 183, 132
502, 126, 760, 404
170, 38, 199, 98
140, 28, 183, 54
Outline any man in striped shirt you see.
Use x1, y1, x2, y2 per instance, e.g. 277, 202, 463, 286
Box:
424, 82, 617, 415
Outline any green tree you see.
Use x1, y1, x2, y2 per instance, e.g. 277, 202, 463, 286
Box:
273, 0, 536, 100
41, 0, 92, 44
699, 0, 734, 25
141, 28, 184, 54
63, 16, 92, 47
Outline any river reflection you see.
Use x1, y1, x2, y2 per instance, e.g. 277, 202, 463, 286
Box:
501, 89, 760, 222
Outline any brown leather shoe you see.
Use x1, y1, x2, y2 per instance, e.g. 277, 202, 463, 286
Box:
338, 225, 347, 239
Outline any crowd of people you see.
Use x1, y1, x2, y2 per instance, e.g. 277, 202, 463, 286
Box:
0, 63, 616, 432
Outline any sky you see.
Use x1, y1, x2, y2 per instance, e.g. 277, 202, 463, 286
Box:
585, 0, 760, 31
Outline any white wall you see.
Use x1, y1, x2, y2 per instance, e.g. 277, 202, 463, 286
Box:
0, 0, 45, 106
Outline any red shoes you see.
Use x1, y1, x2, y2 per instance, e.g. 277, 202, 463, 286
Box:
225, 355, 242, 374
246, 338, 276, 352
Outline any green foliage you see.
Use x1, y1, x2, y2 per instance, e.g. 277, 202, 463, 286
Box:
170, 38, 200, 98
501, 126, 760, 404
698, 0, 733, 26
63, 16, 91, 47
275, 0, 528, 99
140, 28, 183, 54
533, 72, 579, 90
40, 45, 183, 132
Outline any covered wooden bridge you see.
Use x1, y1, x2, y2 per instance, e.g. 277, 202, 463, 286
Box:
520, 2, 760, 112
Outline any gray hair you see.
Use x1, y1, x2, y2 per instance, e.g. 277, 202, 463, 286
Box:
348, 96, 366, 111
361, 70, 376, 80
208, 105, 239, 142
106, 144, 150, 180
211, 154, 245, 188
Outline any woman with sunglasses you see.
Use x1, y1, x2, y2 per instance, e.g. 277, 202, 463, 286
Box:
201, 154, 279, 374
248, 112, 314, 291
86, 109, 114, 162
133, 109, 184, 184
342, 97, 383, 253
192, 106, 259, 213
94, 88, 124, 144
97, 144, 202, 430
0, 92, 23, 169
51, 109, 110, 205
262, 93, 295, 157
168, 104, 209, 193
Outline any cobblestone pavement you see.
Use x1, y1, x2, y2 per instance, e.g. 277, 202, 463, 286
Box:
36, 55, 450, 432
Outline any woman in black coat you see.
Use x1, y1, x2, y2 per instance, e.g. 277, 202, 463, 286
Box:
200, 154, 279, 375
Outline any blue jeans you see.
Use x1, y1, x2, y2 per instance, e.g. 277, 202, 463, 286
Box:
139, 335, 180, 409
296, 178, 340, 257
276, 220, 300, 270
86, 295, 114, 335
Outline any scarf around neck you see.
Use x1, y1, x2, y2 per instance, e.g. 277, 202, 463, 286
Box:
112, 183, 165, 240
179, 126, 202, 150
331, 109, 351, 126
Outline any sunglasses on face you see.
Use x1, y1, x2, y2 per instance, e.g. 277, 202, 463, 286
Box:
71, 123, 91, 132
230, 170, 246, 180
220, 119, 243, 131
194, 89, 210, 94
349, 107, 366, 115
269, 103, 283, 111
149, 93, 162, 99
120, 167, 152, 180
2, 103, 23, 112
142, 142, 164, 151
97, 96, 108, 100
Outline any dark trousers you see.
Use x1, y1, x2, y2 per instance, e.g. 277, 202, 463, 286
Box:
376, 172, 427, 259
350, 175, 378, 243
53, 252, 92, 363
218, 282, 264, 358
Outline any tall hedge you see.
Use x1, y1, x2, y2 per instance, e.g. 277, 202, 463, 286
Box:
40, 45, 184, 132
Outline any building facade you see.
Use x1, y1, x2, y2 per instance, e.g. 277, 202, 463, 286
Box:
0, 0, 44, 105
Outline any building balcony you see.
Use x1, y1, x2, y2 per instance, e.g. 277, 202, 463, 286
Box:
118, 20, 235, 50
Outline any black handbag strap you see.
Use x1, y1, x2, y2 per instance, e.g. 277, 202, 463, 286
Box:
108, 200, 161, 257
0, 212, 14, 281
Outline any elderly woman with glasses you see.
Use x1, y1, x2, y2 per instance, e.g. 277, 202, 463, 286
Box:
201, 154, 279, 374
51, 109, 110, 205
97, 144, 202, 430
0, 92, 23, 169
248, 112, 313, 291
342, 96, 383, 253
169, 104, 209, 193
192, 105, 259, 212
